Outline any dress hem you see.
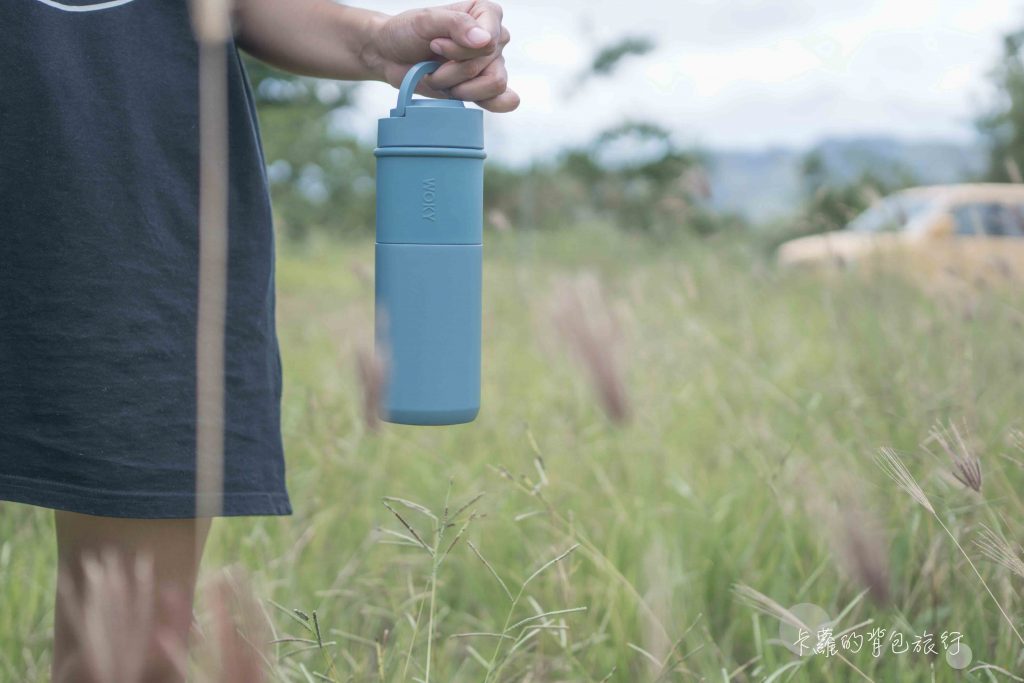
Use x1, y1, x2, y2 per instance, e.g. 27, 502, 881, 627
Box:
0, 474, 292, 519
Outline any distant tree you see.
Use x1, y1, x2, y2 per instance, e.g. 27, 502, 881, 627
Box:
243, 57, 376, 240
561, 121, 708, 234
244, 30, 735, 239
977, 27, 1024, 182
547, 35, 737, 235
568, 35, 656, 97
589, 36, 655, 76
796, 150, 915, 236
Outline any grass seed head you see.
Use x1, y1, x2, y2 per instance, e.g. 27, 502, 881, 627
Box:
732, 584, 809, 632
924, 420, 982, 493
832, 500, 891, 605
551, 273, 631, 424
805, 478, 892, 606
974, 525, 1024, 580
355, 340, 388, 433
1012, 429, 1024, 453
875, 447, 935, 514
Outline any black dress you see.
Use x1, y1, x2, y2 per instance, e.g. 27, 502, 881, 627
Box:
0, 0, 291, 518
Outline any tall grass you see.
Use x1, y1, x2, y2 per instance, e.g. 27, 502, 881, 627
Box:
3, 227, 1024, 680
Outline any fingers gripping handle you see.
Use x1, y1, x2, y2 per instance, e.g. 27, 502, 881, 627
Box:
393, 61, 443, 117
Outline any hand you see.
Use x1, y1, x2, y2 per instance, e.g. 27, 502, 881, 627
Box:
365, 1, 519, 113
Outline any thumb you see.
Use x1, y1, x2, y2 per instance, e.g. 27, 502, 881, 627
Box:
413, 8, 493, 49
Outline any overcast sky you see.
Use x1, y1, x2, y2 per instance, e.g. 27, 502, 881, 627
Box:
343, 0, 1023, 164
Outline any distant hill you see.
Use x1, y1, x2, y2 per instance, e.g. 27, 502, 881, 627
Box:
705, 137, 987, 222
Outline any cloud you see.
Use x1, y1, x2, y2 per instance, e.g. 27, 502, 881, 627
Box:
346, 0, 1022, 162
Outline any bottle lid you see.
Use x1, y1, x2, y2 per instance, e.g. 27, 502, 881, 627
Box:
377, 61, 484, 150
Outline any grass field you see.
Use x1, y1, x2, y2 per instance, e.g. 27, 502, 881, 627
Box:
4, 227, 1024, 681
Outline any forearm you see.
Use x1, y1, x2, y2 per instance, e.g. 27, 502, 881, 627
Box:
233, 0, 388, 82
231, 0, 518, 112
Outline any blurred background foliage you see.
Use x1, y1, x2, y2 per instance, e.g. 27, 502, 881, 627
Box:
244, 34, 742, 242
977, 27, 1024, 182
246, 19, 1024, 244
245, 59, 374, 241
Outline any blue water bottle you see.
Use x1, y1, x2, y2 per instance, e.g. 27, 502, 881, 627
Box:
374, 61, 485, 425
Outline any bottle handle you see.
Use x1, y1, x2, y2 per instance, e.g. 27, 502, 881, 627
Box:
393, 60, 443, 117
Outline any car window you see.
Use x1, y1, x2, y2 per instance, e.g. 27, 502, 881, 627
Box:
848, 195, 935, 234
952, 203, 1024, 237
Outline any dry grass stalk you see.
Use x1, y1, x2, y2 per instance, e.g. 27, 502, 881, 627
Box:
924, 420, 982, 492
355, 340, 387, 432
875, 447, 935, 513
349, 260, 373, 289
680, 166, 711, 201
191, 0, 234, 522
1006, 156, 1024, 184
732, 584, 808, 632
733, 585, 873, 681
487, 208, 513, 232
191, 0, 233, 43
551, 273, 631, 423
876, 446, 1024, 646
54, 551, 176, 683
831, 497, 891, 606
838, 514, 891, 606
640, 539, 673, 664
803, 474, 891, 606
974, 525, 1024, 580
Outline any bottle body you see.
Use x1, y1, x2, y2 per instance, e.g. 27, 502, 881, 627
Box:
374, 146, 484, 425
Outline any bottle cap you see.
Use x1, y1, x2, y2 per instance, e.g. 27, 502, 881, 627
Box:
377, 61, 484, 149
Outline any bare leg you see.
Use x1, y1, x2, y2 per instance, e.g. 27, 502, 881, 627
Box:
51, 511, 212, 683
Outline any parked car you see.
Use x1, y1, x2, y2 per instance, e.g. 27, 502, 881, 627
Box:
777, 184, 1024, 275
